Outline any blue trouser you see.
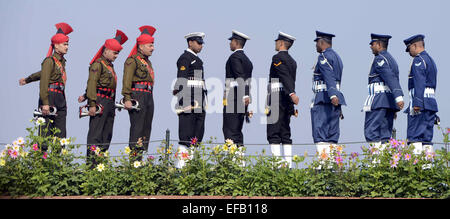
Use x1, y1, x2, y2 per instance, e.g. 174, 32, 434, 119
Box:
364, 108, 395, 143
407, 110, 436, 144
311, 103, 341, 143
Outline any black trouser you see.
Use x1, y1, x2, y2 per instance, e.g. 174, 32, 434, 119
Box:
128, 90, 154, 161
178, 111, 206, 146
267, 94, 294, 144
223, 108, 245, 146
86, 96, 115, 166
38, 89, 67, 151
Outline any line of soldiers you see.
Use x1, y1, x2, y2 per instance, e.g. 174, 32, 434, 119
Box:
18, 23, 439, 169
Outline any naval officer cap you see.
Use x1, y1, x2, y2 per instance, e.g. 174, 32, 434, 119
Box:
185, 32, 206, 44
228, 30, 251, 41
403, 34, 425, 52
275, 31, 296, 44
314, 31, 335, 42
370, 33, 392, 45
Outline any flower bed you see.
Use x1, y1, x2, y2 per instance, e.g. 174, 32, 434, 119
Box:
0, 119, 449, 198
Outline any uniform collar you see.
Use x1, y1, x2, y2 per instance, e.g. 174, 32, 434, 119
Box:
52, 52, 65, 62
233, 48, 244, 53
416, 50, 427, 57
186, 48, 198, 57
137, 51, 149, 60
100, 56, 112, 66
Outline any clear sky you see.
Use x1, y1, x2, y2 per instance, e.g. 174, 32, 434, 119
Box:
0, 0, 449, 160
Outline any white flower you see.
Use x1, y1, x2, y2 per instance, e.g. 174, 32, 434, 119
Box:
229, 144, 237, 154
225, 139, 234, 146
16, 137, 25, 145
60, 138, 70, 146
13, 145, 21, 152
61, 149, 68, 156
12, 140, 18, 147
0, 150, 6, 158
0, 159, 5, 167
95, 147, 101, 156
36, 117, 46, 126
133, 161, 142, 168
5, 144, 12, 150
104, 151, 109, 157
96, 163, 105, 172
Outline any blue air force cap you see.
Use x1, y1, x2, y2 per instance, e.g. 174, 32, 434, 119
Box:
403, 34, 425, 52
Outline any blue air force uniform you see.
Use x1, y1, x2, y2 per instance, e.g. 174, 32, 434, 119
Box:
311, 31, 345, 144
403, 35, 438, 144
223, 30, 253, 146
363, 34, 404, 143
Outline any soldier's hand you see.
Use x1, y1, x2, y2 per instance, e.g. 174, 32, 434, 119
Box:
88, 106, 97, 116
78, 95, 86, 103
19, 78, 27, 86
42, 105, 50, 116
290, 94, 299, 105
331, 96, 339, 106
413, 106, 421, 112
397, 101, 404, 110
124, 100, 133, 110
243, 97, 251, 106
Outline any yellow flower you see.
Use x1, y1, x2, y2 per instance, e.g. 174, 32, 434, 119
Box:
229, 144, 237, 154
95, 147, 101, 156
124, 146, 131, 154
166, 147, 172, 154
104, 151, 109, 157
61, 149, 68, 156
293, 155, 299, 162
96, 163, 105, 172
225, 139, 234, 146
20, 151, 29, 158
213, 145, 221, 154
0, 159, 6, 166
222, 144, 229, 152
336, 145, 343, 153
133, 161, 142, 168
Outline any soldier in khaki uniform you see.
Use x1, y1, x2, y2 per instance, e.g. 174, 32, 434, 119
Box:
28, 23, 73, 150
84, 30, 128, 166
122, 25, 156, 161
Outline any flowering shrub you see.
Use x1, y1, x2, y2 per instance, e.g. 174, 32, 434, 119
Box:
0, 120, 448, 198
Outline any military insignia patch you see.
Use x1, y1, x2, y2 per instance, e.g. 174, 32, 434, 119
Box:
273, 61, 282, 67
320, 59, 327, 65
377, 60, 385, 67
180, 66, 186, 71
415, 62, 422, 67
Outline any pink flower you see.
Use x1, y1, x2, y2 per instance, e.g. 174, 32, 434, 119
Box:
447, 128, 450, 134
390, 160, 398, 168
147, 155, 155, 161
190, 137, 198, 146
32, 144, 39, 151
90, 145, 97, 152
392, 153, 401, 162
9, 150, 18, 159
390, 138, 399, 149
43, 152, 48, 160
404, 154, 411, 161
413, 158, 419, 165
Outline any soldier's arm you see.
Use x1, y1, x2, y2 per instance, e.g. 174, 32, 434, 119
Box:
376, 58, 404, 102
230, 56, 250, 98
25, 71, 41, 84
273, 56, 295, 97
122, 58, 136, 102
39, 58, 53, 106
317, 54, 338, 99
86, 62, 101, 107
412, 58, 426, 109
173, 57, 190, 95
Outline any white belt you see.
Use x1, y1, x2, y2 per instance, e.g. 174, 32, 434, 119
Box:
270, 82, 283, 92
187, 80, 205, 87
229, 81, 239, 88
362, 82, 391, 112
312, 80, 340, 93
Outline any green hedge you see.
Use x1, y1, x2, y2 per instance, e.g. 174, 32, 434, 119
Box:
1, 119, 449, 198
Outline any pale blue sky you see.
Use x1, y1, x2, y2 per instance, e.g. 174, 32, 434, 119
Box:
1, 0, 449, 159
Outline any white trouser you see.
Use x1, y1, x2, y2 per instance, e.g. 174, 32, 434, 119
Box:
283, 144, 292, 168
271, 144, 284, 167
175, 145, 193, 169
235, 150, 246, 167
